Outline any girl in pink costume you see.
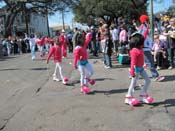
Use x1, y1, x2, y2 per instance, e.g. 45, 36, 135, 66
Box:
36, 37, 45, 57
46, 38, 68, 85
73, 33, 95, 94
59, 30, 69, 58
125, 33, 153, 106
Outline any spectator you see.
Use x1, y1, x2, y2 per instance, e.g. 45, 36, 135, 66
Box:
163, 18, 175, 69
138, 14, 164, 82
152, 34, 168, 70
119, 25, 128, 54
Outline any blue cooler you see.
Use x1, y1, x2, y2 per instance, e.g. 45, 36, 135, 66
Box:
118, 54, 130, 64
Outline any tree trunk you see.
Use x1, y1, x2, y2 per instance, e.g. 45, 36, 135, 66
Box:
5, 13, 17, 37
46, 12, 50, 37
24, 3, 29, 35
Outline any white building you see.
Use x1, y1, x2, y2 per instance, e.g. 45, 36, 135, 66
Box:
29, 14, 48, 36
14, 13, 49, 37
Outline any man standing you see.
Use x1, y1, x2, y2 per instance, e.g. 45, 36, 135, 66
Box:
138, 14, 164, 82
164, 18, 175, 69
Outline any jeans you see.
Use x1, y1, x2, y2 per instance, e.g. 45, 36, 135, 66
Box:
113, 40, 119, 53
167, 48, 175, 67
30, 44, 36, 58
144, 51, 159, 78
104, 54, 112, 67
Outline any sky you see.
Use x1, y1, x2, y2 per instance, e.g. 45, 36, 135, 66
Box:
48, 11, 88, 30
147, 0, 173, 13
48, 11, 74, 28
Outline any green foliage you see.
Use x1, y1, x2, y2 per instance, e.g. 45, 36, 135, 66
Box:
168, 5, 175, 17
73, 0, 147, 26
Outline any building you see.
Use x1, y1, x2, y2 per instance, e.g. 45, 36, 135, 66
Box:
51, 25, 71, 36
0, 6, 50, 37
13, 13, 49, 37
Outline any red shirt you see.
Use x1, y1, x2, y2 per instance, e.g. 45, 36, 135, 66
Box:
130, 48, 144, 76
73, 46, 88, 68
46, 45, 62, 63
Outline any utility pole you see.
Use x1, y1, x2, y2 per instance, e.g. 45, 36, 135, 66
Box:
61, 9, 65, 30
150, 0, 154, 41
46, 7, 50, 37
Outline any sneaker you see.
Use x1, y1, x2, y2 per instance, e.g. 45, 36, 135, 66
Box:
140, 94, 153, 104
86, 78, 95, 85
156, 66, 161, 70
154, 76, 165, 82
32, 56, 36, 60
53, 77, 60, 82
81, 86, 90, 94
168, 66, 173, 70
104, 65, 111, 69
125, 96, 139, 106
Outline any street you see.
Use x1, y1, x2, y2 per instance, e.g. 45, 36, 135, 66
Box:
0, 52, 175, 131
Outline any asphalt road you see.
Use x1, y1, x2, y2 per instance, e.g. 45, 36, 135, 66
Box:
0, 52, 175, 131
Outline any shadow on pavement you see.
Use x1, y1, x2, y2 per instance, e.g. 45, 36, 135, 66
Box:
0, 56, 17, 61
111, 64, 130, 69
150, 99, 175, 110
89, 88, 128, 95
0, 68, 20, 71
29, 67, 48, 70
94, 78, 114, 81
66, 80, 80, 86
68, 78, 115, 86
33, 58, 46, 61
162, 75, 175, 82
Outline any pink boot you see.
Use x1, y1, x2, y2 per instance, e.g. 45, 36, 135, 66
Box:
40, 53, 44, 57
81, 85, 90, 94
62, 77, 69, 84
125, 96, 140, 106
140, 94, 154, 104
86, 78, 95, 85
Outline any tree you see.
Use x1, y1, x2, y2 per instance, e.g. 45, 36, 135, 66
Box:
0, 0, 72, 37
73, 0, 147, 27
167, 5, 175, 17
